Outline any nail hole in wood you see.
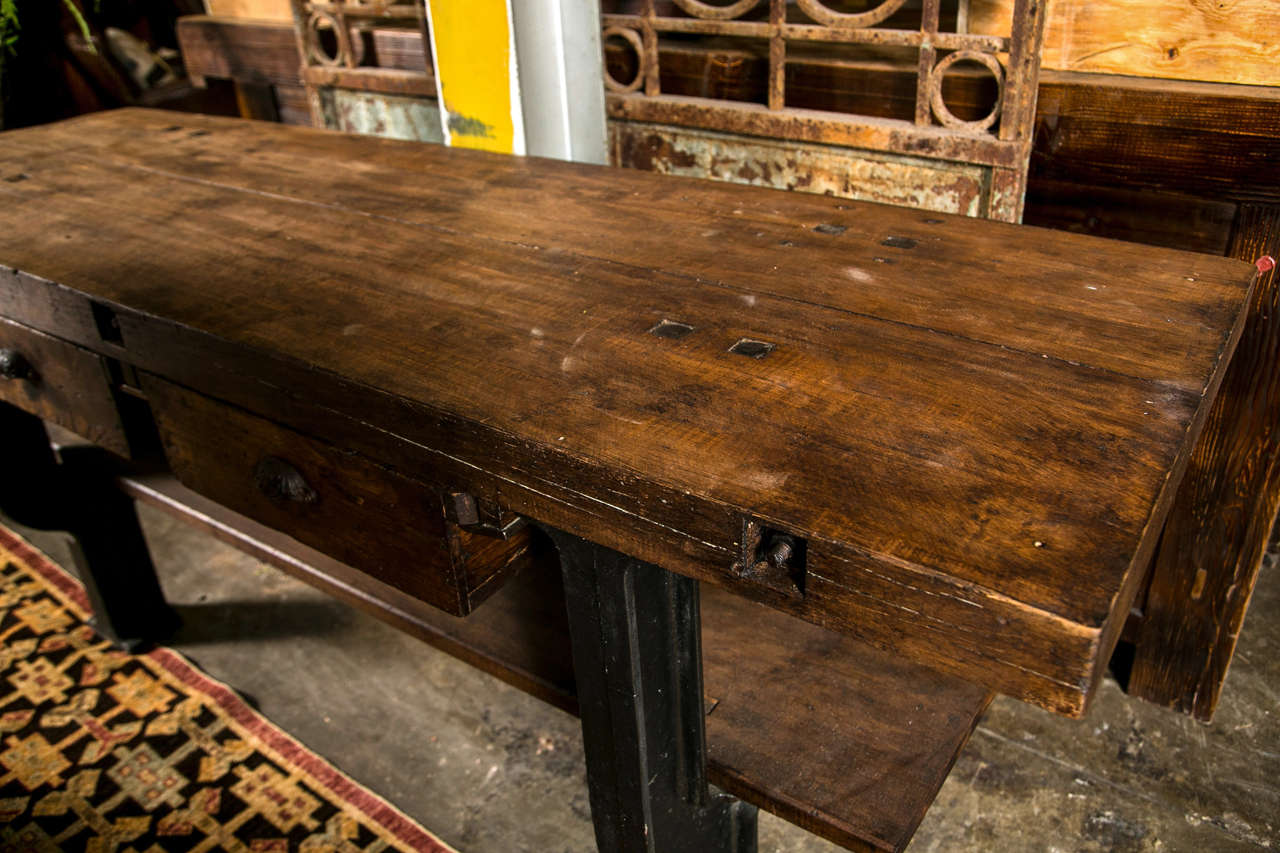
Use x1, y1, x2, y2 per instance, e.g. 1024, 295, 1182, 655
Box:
729, 338, 775, 359
882, 236, 918, 249
873, 256, 895, 264
778, 239, 795, 247
4, 173, 29, 183
649, 319, 695, 340
189, 130, 210, 138
814, 223, 846, 236
922, 217, 944, 224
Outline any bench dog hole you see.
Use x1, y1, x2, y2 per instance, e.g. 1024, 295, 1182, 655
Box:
649, 319, 695, 340
730, 338, 775, 359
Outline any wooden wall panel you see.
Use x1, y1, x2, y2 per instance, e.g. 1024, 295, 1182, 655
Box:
969, 0, 1280, 87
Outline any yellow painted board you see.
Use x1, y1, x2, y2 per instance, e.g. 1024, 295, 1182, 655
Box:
425, 0, 525, 154
969, 0, 1280, 87
203, 0, 293, 22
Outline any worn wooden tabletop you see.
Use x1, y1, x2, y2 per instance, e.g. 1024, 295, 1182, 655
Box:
0, 109, 1257, 715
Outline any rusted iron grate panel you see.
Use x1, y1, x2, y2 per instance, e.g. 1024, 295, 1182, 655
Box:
600, 0, 1048, 221
288, 0, 436, 127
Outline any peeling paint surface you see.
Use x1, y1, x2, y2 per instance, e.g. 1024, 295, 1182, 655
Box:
323, 90, 445, 144
448, 113, 495, 139
610, 120, 989, 217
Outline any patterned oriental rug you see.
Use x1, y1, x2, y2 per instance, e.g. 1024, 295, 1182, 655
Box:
0, 524, 453, 853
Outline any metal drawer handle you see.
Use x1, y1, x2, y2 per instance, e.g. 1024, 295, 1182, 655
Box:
0, 348, 33, 381
253, 456, 318, 505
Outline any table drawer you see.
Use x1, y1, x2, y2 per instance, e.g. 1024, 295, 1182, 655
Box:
143, 376, 534, 615
0, 317, 132, 457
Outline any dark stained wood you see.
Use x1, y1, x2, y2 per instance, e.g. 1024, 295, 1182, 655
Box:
117, 469, 579, 711
1022, 179, 1237, 257
1031, 73, 1280, 205
0, 110, 1254, 716
8, 112, 1249, 391
165, 15, 1280, 722
0, 317, 131, 457
177, 15, 302, 89
119, 469, 991, 853
1127, 204, 1280, 719
1025, 73, 1280, 722
142, 376, 536, 616
702, 587, 991, 852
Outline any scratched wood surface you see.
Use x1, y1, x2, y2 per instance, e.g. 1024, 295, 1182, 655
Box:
0, 109, 1256, 715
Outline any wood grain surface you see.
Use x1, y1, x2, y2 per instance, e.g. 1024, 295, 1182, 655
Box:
1127, 204, 1280, 719
0, 109, 1255, 715
969, 0, 1280, 86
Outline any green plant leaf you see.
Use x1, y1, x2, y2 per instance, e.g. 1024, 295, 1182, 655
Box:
0, 0, 20, 57
62, 0, 96, 55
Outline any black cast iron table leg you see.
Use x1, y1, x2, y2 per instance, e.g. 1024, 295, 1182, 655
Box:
542, 525, 758, 853
0, 402, 178, 650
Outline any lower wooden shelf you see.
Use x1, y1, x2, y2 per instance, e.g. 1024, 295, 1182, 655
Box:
120, 471, 991, 853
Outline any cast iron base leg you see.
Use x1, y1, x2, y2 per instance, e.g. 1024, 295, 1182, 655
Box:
543, 526, 757, 853
0, 402, 178, 651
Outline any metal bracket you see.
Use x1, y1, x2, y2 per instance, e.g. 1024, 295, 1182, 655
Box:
736, 517, 807, 598
444, 490, 528, 539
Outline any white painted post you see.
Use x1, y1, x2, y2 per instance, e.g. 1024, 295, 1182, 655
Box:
510, 0, 609, 164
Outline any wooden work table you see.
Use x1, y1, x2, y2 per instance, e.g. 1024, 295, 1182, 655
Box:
0, 108, 1260, 852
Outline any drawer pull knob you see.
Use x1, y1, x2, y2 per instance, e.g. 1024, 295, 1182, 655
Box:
0, 348, 33, 381
253, 456, 318, 505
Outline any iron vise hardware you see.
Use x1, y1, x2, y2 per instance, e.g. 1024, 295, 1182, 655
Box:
253, 456, 318, 505
445, 491, 528, 540
0, 348, 33, 381
736, 518, 807, 598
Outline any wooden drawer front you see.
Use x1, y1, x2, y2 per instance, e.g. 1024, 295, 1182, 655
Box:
0, 317, 130, 457
143, 376, 532, 615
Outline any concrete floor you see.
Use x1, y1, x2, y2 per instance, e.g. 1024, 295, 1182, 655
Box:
10, 505, 1279, 853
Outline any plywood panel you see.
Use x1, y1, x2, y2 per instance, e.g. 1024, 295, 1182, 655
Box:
203, 0, 293, 22
969, 0, 1280, 86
